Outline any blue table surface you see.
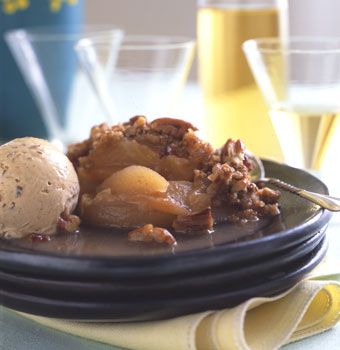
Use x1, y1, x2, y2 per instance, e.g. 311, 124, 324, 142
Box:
1, 217, 339, 350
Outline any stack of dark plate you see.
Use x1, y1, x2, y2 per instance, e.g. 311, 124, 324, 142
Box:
0, 161, 332, 321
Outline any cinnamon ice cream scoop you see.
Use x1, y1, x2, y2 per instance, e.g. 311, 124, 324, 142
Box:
0, 137, 80, 239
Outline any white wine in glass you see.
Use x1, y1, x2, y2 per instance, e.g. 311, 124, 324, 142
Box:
243, 38, 340, 170
270, 107, 338, 170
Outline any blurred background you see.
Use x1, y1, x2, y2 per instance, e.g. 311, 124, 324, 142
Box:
3, 0, 340, 135
86, 0, 340, 82
1, 0, 340, 194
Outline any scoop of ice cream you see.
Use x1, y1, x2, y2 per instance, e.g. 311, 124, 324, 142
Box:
0, 137, 80, 239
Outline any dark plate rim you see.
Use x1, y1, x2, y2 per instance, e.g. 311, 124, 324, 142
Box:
0, 227, 326, 294
0, 228, 326, 296
0, 237, 327, 321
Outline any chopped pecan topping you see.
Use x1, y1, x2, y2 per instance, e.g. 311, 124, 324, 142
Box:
128, 224, 176, 245
173, 208, 213, 233
150, 118, 197, 138
258, 187, 280, 204
57, 213, 81, 233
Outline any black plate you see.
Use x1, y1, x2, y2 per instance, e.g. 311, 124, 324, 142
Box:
0, 160, 332, 279
0, 227, 326, 300
0, 237, 327, 321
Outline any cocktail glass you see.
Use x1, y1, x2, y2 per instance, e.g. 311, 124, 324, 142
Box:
5, 26, 123, 146
243, 37, 340, 170
75, 35, 196, 123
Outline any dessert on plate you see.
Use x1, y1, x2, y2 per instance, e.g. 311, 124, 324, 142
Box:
0, 117, 280, 245
68, 116, 280, 243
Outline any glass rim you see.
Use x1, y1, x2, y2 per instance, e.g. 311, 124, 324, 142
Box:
4, 25, 124, 42
76, 34, 196, 51
243, 37, 340, 54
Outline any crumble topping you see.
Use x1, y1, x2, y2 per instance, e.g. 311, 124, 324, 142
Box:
68, 116, 280, 235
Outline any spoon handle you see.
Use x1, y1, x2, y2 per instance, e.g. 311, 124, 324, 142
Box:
265, 177, 340, 212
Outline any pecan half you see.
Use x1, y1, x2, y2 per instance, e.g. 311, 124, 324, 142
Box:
128, 224, 176, 245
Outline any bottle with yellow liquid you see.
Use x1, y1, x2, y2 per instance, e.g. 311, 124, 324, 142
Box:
197, 0, 287, 160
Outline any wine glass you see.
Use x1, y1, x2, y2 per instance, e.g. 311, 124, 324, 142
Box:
75, 34, 196, 124
243, 37, 340, 170
5, 26, 123, 146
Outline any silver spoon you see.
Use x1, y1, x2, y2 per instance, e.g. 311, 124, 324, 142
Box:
248, 153, 340, 212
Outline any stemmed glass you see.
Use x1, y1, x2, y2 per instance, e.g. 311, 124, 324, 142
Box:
243, 37, 340, 170
75, 34, 196, 124
5, 26, 123, 146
